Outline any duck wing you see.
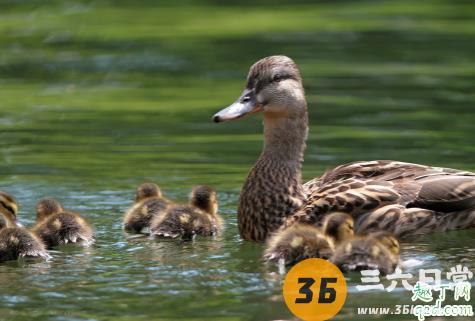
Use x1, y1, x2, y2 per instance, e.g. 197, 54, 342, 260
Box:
304, 160, 474, 193
354, 204, 475, 238
290, 161, 475, 234
407, 175, 475, 212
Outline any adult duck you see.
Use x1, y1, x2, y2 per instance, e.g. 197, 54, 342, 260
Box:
213, 55, 475, 242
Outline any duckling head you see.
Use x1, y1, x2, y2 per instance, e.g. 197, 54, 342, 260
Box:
368, 231, 400, 256
136, 183, 162, 202
322, 212, 354, 244
213, 55, 306, 123
0, 213, 8, 230
0, 191, 18, 225
190, 185, 218, 215
36, 198, 64, 222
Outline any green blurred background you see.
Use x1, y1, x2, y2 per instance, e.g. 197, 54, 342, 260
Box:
0, 0, 474, 320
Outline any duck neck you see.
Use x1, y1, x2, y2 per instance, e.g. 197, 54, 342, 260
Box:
238, 110, 308, 242
262, 112, 308, 165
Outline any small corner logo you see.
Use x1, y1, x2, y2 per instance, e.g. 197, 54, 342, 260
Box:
283, 258, 347, 321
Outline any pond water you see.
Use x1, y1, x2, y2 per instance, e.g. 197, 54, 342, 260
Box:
0, 1, 474, 320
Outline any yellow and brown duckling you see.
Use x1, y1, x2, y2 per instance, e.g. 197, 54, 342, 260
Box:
0, 191, 19, 227
0, 192, 50, 262
263, 212, 354, 266
32, 198, 94, 248
321, 212, 354, 244
150, 185, 223, 240
330, 230, 400, 275
123, 183, 171, 234
263, 223, 334, 266
0, 215, 51, 262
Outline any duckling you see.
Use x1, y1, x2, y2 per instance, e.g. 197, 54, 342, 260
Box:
0, 193, 50, 262
263, 212, 354, 266
263, 223, 334, 266
0, 191, 19, 226
0, 224, 50, 261
123, 182, 171, 234
150, 185, 223, 240
330, 231, 400, 275
32, 198, 94, 248
321, 212, 354, 244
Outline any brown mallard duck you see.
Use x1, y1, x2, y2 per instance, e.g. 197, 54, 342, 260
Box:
123, 182, 171, 234
263, 212, 353, 266
330, 230, 400, 275
0, 192, 50, 262
32, 198, 94, 248
213, 55, 475, 242
150, 185, 223, 240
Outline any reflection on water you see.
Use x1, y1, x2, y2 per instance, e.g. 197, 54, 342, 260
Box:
0, 0, 474, 320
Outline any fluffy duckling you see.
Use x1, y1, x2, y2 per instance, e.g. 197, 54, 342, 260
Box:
263, 212, 354, 266
0, 193, 50, 262
0, 220, 50, 262
32, 198, 94, 248
330, 230, 400, 275
123, 183, 171, 234
321, 212, 354, 244
263, 223, 334, 266
0, 191, 19, 226
150, 185, 223, 240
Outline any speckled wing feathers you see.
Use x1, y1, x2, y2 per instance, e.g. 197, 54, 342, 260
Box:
289, 160, 475, 236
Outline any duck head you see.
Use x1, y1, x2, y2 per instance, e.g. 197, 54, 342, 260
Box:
36, 198, 64, 222
190, 185, 218, 216
136, 183, 162, 202
323, 212, 354, 244
0, 191, 18, 226
0, 213, 9, 230
213, 55, 306, 123
368, 231, 400, 256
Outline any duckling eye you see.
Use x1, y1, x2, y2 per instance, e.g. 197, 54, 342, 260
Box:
242, 95, 251, 102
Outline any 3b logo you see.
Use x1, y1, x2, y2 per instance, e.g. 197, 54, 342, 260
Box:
295, 277, 337, 304
283, 259, 347, 321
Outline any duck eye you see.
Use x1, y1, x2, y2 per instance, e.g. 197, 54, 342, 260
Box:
273, 74, 282, 82
242, 95, 251, 102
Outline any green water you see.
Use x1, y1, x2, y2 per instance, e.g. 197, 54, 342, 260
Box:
0, 0, 474, 320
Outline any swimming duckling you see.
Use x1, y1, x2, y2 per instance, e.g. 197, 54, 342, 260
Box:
330, 230, 400, 275
32, 198, 94, 248
150, 185, 223, 240
263, 212, 354, 266
123, 183, 171, 234
321, 212, 354, 244
0, 191, 19, 226
263, 223, 334, 266
0, 219, 50, 261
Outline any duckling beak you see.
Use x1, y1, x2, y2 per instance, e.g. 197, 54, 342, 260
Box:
213, 88, 261, 123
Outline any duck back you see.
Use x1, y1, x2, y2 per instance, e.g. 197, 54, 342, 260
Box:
0, 227, 50, 262
123, 198, 169, 233
33, 212, 94, 248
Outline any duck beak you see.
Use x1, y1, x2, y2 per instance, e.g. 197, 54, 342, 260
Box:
213, 88, 261, 123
